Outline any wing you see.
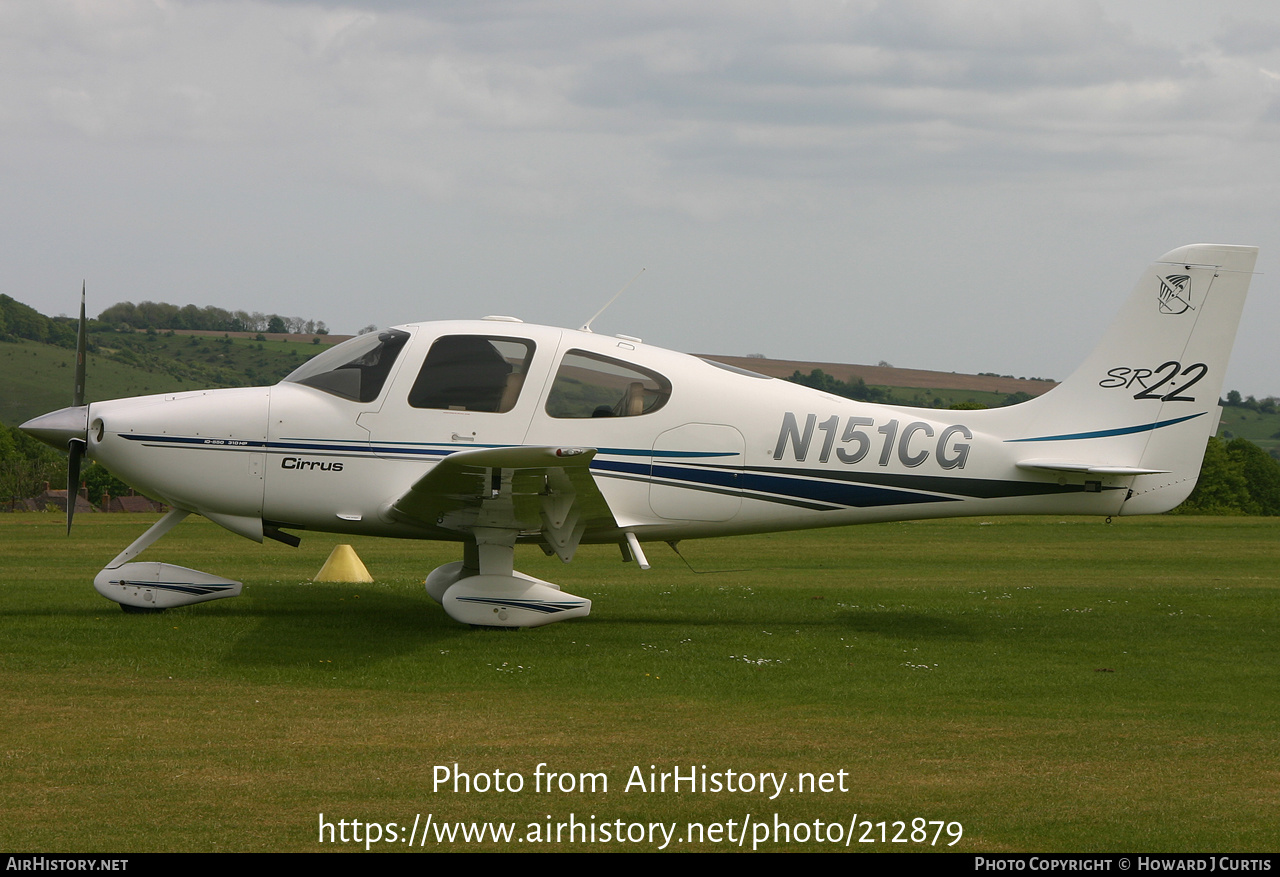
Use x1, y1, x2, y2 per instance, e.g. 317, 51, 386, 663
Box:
388, 445, 617, 561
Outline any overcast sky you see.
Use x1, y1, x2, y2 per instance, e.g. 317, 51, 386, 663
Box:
3, 0, 1277, 394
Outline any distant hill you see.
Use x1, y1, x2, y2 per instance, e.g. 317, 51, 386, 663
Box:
701, 354, 1057, 398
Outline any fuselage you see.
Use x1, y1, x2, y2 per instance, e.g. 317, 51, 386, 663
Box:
85, 318, 1129, 547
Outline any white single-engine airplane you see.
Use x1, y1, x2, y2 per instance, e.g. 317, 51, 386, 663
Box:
21, 244, 1258, 627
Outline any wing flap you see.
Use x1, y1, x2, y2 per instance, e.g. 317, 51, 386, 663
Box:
389, 446, 616, 561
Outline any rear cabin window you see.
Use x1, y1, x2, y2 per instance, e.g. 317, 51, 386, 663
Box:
545, 350, 671, 418
408, 336, 535, 413
282, 329, 409, 403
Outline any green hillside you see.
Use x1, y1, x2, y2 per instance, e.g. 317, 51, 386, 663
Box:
1217, 405, 1280, 454
1, 332, 326, 427
869, 385, 1013, 410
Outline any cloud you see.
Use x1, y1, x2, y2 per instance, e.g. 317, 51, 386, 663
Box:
1, 0, 1276, 392
3, 0, 1264, 208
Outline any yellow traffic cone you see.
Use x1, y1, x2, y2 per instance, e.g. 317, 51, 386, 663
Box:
314, 544, 373, 583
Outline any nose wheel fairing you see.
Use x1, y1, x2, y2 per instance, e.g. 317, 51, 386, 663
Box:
94, 562, 243, 611
92, 510, 244, 613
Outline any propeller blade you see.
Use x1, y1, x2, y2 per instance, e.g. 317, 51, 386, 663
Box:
67, 438, 85, 535
73, 282, 86, 408
68, 283, 88, 533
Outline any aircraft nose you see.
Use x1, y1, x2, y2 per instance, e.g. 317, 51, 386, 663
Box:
20, 405, 89, 451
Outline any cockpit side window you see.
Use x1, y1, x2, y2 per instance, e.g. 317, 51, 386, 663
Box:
545, 350, 671, 418
282, 329, 410, 403
408, 336, 536, 413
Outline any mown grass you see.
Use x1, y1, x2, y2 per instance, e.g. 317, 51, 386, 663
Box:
1, 514, 1276, 852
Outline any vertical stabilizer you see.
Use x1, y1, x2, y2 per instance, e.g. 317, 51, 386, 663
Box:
1001, 244, 1257, 514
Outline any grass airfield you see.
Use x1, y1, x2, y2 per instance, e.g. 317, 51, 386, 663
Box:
2, 513, 1277, 852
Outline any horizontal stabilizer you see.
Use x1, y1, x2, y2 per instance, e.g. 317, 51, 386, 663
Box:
1015, 460, 1171, 476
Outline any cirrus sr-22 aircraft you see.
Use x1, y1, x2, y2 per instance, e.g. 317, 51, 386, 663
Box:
21, 244, 1259, 627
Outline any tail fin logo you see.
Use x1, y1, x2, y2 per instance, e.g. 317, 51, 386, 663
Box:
1157, 274, 1194, 315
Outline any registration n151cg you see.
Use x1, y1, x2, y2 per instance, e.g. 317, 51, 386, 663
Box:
773, 412, 973, 470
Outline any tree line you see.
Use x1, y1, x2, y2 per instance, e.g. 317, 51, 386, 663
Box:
1223, 390, 1279, 414
1, 294, 330, 346
0, 420, 66, 502
1174, 437, 1280, 516
97, 301, 328, 336
0, 295, 78, 347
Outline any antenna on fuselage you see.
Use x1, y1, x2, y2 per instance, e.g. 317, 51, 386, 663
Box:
580, 268, 645, 333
